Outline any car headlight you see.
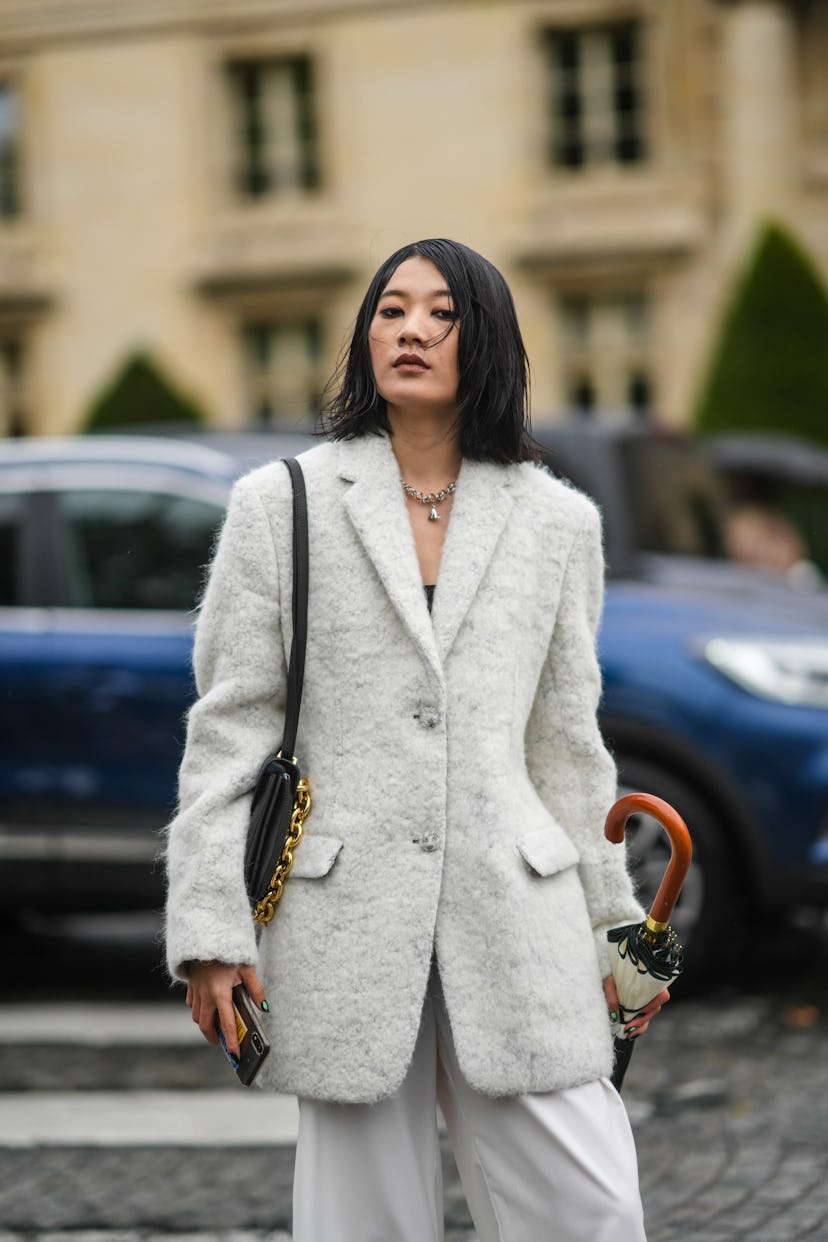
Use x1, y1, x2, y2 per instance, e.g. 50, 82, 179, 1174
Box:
703, 639, 828, 708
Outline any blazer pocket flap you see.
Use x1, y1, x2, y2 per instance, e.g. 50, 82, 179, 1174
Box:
517, 827, 580, 877
290, 834, 344, 879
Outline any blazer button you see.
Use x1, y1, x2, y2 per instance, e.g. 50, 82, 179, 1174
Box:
413, 832, 440, 853
414, 705, 441, 729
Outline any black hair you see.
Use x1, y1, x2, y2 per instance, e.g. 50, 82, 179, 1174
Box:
322, 238, 538, 463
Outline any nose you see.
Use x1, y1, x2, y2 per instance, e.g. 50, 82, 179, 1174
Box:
397, 309, 428, 345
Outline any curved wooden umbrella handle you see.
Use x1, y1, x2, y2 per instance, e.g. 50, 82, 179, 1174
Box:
605, 793, 693, 927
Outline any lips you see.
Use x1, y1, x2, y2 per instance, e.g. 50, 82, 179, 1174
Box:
393, 353, 429, 370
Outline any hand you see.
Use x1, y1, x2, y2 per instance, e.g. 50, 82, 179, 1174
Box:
603, 975, 670, 1038
186, 960, 267, 1058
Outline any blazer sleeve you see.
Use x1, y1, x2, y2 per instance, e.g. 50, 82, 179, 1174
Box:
163, 470, 288, 981
524, 500, 644, 977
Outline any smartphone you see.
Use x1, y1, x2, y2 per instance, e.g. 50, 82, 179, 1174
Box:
215, 984, 271, 1087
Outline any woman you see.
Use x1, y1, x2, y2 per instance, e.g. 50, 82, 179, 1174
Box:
165, 239, 668, 1241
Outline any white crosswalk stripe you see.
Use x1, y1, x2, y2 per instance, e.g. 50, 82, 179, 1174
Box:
0, 1090, 300, 1147
0, 1003, 300, 1147
0, 1002, 212, 1044
0, 1234, 293, 1242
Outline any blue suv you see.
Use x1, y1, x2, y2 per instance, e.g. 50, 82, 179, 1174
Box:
1, 426, 826, 975
540, 422, 828, 968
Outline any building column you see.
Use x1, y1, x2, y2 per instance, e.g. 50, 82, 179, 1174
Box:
719, 0, 800, 246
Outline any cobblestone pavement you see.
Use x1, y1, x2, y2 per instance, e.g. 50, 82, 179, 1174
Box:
2, 915, 827, 1241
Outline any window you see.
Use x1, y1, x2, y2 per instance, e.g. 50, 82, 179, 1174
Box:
0, 81, 21, 218
59, 489, 225, 611
559, 292, 653, 415
226, 57, 318, 199
620, 439, 729, 560
0, 337, 27, 435
242, 319, 323, 423
544, 23, 646, 169
719, 470, 828, 580
0, 492, 22, 605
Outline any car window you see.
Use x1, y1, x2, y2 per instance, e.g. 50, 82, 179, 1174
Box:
0, 491, 22, 605
620, 438, 729, 559
58, 488, 224, 611
718, 471, 828, 579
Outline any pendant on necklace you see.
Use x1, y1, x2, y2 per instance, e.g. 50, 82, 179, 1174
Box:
429, 505, 440, 521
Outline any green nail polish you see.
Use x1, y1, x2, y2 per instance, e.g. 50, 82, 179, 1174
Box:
261, 999, 270, 1013
609, 1010, 618, 1022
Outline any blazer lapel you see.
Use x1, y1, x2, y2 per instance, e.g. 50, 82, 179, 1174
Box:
338, 435, 443, 686
431, 458, 515, 662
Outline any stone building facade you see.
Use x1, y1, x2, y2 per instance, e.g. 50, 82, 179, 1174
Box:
0, 0, 826, 435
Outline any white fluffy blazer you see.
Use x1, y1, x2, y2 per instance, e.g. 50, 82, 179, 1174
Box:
164, 430, 643, 1103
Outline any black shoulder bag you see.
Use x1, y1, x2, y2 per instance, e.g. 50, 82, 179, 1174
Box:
244, 458, 311, 925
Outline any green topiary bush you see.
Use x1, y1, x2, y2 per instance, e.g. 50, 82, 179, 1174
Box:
83, 351, 208, 431
694, 221, 828, 448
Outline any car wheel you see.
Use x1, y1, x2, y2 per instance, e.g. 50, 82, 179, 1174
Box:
614, 756, 737, 980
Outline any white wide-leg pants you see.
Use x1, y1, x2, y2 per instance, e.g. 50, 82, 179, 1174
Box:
292, 969, 646, 1242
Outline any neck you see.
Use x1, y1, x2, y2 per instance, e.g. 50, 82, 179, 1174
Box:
387, 411, 462, 489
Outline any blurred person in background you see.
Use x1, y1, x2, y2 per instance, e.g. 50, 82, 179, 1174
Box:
726, 502, 806, 573
165, 238, 667, 1241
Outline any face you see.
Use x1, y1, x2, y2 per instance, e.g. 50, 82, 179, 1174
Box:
368, 256, 460, 420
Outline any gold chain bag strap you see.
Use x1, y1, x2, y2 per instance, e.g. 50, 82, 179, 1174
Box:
253, 778, 312, 925
243, 458, 311, 925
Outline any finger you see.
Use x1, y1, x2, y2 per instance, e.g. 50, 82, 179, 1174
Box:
214, 993, 240, 1057
626, 995, 670, 1036
626, 1008, 655, 1034
197, 1006, 222, 1048
632, 989, 669, 1020
239, 966, 269, 1014
193, 986, 220, 1047
602, 976, 620, 1022
638, 994, 669, 1019
626, 1009, 656, 1034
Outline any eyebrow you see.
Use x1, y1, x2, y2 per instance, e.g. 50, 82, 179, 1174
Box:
378, 287, 452, 300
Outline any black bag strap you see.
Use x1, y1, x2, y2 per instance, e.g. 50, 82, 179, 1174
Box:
279, 458, 308, 761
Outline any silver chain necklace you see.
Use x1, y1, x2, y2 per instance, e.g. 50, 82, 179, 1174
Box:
400, 478, 457, 521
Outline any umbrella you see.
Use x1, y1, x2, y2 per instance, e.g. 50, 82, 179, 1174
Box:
605, 792, 693, 1091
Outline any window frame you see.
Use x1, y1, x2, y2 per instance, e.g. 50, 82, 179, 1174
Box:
798, 0, 828, 188
239, 315, 325, 425
556, 285, 657, 418
0, 74, 23, 221
542, 16, 650, 174
0, 332, 29, 435
223, 51, 321, 204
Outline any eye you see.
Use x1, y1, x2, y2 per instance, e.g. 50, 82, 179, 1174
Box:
434, 309, 458, 321
377, 306, 403, 319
